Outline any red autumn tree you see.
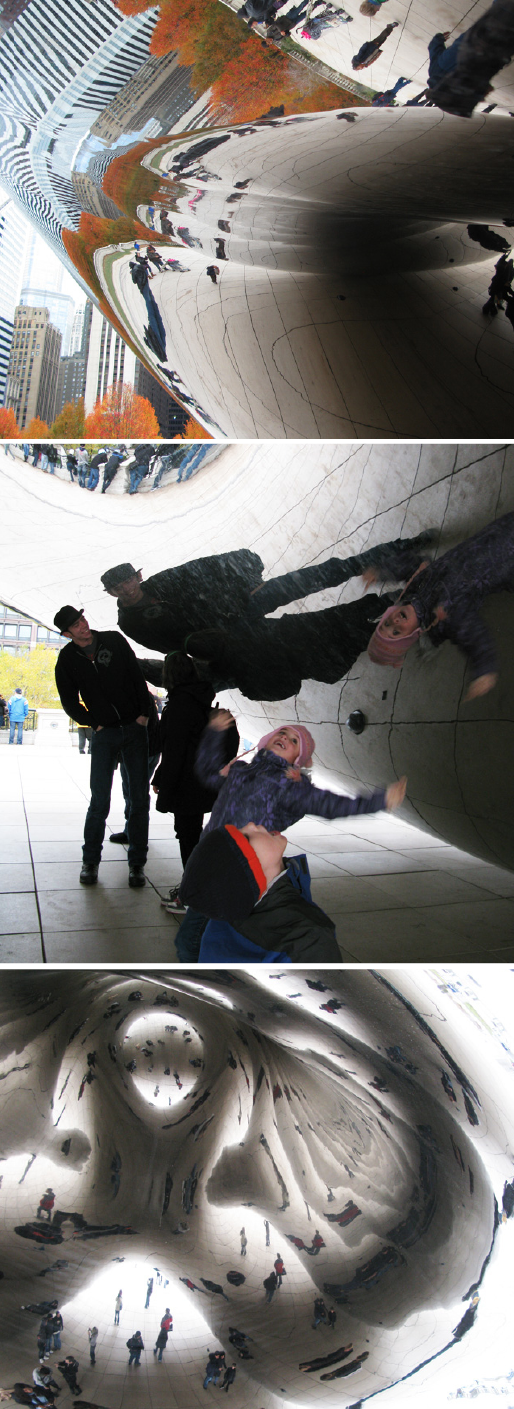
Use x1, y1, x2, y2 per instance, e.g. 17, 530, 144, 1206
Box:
27, 416, 50, 436
0, 407, 20, 437
85, 383, 161, 438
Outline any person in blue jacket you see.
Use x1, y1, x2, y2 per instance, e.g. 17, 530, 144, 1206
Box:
366, 511, 514, 699
8, 687, 29, 744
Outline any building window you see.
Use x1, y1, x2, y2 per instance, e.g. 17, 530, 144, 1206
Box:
18, 625, 32, 640
4, 624, 18, 638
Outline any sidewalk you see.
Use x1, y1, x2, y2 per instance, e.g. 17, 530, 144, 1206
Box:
2, 744, 514, 963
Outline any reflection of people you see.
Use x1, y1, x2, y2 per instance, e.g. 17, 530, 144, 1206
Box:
101, 534, 431, 697
127, 1332, 144, 1366
88, 1328, 98, 1365
352, 21, 399, 68
114, 1292, 122, 1325
36, 1190, 55, 1221
367, 512, 514, 699
53, 606, 151, 888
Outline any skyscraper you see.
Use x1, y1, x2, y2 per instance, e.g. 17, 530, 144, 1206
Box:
6, 305, 61, 429
0, 194, 28, 403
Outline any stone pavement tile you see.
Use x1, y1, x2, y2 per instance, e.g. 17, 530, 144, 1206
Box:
0, 863, 34, 892
364, 870, 497, 908
0, 933, 44, 961
38, 886, 168, 933
332, 908, 487, 962
315, 850, 440, 877
30, 841, 118, 863
43, 925, 180, 962
413, 898, 514, 942
443, 865, 514, 897
305, 835, 390, 855
34, 861, 132, 891
27, 824, 88, 842
1, 892, 40, 934
0, 840, 31, 863
311, 876, 401, 914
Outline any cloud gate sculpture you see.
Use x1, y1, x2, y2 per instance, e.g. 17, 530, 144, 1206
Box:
1, 967, 513, 1408
2, 0, 514, 437
1, 439, 513, 871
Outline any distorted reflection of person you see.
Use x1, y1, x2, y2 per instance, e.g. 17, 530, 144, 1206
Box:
367, 512, 514, 700
100, 532, 432, 701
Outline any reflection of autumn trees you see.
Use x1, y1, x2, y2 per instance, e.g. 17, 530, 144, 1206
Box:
0, 408, 20, 437
63, 214, 151, 353
85, 384, 160, 437
112, 0, 358, 121
51, 399, 86, 438
102, 146, 162, 220
27, 416, 50, 436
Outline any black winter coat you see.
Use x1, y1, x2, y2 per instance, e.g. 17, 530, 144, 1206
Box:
153, 681, 239, 815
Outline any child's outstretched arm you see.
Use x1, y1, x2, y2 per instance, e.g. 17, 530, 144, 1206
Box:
301, 775, 407, 820
194, 711, 238, 790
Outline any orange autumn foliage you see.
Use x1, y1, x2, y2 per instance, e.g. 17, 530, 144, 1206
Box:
85, 383, 161, 438
27, 416, 50, 436
0, 407, 20, 437
183, 416, 212, 440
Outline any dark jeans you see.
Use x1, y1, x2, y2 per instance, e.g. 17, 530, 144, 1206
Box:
120, 752, 159, 824
83, 723, 149, 866
9, 720, 23, 743
128, 1349, 141, 1365
245, 535, 419, 619
175, 908, 208, 962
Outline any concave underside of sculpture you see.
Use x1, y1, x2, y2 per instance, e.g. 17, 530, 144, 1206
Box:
1, 969, 512, 1407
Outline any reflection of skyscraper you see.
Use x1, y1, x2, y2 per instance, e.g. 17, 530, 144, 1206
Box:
55, 300, 93, 416
0, 195, 28, 404
0, 0, 156, 253
20, 232, 76, 354
84, 305, 136, 414
6, 305, 61, 429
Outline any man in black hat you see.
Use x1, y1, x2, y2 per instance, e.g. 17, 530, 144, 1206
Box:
100, 533, 434, 677
53, 605, 152, 887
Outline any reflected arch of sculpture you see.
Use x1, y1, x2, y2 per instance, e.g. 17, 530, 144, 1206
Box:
0, 968, 512, 1407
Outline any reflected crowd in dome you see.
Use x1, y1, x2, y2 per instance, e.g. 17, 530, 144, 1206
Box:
1, 966, 514, 1408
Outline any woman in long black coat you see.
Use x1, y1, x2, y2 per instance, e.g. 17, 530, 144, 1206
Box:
153, 653, 239, 908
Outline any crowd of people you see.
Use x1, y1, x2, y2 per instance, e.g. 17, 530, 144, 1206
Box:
11, 1293, 182, 1402
8, 443, 211, 494
233, 0, 514, 114
45, 509, 512, 963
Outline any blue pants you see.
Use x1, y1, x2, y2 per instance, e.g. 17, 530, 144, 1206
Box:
87, 468, 99, 490
78, 466, 87, 486
128, 1349, 141, 1365
176, 908, 208, 962
9, 720, 23, 743
83, 723, 149, 866
129, 468, 145, 493
203, 1368, 221, 1387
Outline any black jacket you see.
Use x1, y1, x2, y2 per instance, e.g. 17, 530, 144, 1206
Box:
55, 631, 150, 728
153, 682, 239, 815
117, 550, 264, 655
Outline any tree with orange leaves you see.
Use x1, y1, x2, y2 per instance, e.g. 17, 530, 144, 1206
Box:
27, 416, 50, 436
183, 416, 211, 439
0, 407, 20, 437
85, 383, 161, 438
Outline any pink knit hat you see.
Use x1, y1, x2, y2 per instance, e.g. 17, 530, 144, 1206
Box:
367, 606, 422, 666
258, 725, 315, 768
